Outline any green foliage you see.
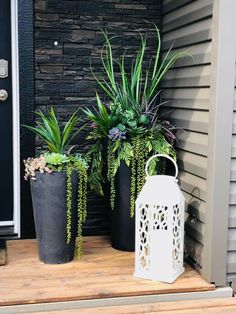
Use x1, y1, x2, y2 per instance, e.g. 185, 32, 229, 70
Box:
105, 133, 175, 216
107, 142, 116, 209
66, 165, 73, 244
82, 94, 118, 140
86, 141, 104, 196
84, 26, 185, 218
45, 153, 69, 166
89, 27, 191, 138
65, 155, 88, 258
74, 156, 88, 259
23, 107, 80, 154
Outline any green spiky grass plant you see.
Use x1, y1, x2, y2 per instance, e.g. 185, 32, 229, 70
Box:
24, 107, 79, 154
90, 27, 191, 134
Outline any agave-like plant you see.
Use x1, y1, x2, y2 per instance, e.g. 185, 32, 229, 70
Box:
24, 107, 80, 154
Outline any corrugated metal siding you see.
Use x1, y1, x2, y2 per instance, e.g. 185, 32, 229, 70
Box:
161, 0, 213, 271
227, 78, 236, 283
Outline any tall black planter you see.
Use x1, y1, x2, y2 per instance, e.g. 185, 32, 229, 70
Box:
30, 171, 77, 264
110, 161, 135, 252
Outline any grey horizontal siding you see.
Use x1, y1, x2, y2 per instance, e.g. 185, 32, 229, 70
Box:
163, 0, 213, 33
185, 213, 204, 245
176, 130, 208, 156
183, 191, 206, 223
231, 136, 236, 157
162, 18, 212, 50
163, 0, 195, 15
162, 88, 210, 110
229, 182, 236, 205
229, 206, 236, 228
178, 151, 207, 179
185, 234, 203, 271
162, 66, 211, 88
227, 252, 236, 273
168, 109, 209, 133
162, 0, 213, 269
179, 171, 207, 201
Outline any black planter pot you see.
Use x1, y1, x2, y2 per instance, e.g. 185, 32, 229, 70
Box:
30, 171, 77, 264
110, 161, 135, 252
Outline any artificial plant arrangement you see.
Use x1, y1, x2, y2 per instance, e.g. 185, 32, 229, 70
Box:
83, 27, 190, 251
24, 107, 88, 264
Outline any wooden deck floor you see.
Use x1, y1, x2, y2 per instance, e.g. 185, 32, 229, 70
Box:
31, 298, 236, 314
0, 236, 214, 306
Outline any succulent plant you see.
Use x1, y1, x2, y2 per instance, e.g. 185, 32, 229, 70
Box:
23, 156, 52, 181
44, 153, 69, 166
108, 127, 127, 141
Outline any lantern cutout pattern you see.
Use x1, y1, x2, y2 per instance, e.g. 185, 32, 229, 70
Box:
134, 154, 185, 283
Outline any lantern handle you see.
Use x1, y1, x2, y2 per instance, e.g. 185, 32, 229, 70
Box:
145, 154, 178, 179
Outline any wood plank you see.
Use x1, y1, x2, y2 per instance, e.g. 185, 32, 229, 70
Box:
30, 298, 236, 314
0, 237, 214, 306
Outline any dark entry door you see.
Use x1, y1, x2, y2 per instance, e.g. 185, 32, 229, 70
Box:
0, 0, 14, 231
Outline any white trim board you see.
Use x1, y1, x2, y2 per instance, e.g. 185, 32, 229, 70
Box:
0, 221, 14, 226
0, 287, 233, 314
10, 0, 20, 237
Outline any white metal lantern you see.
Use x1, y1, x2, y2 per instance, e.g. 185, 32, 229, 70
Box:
134, 154, 185, 283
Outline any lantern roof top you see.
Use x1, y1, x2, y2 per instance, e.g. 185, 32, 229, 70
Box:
136, 175, 185, 206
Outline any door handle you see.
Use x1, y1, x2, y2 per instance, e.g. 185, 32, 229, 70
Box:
0, 89, 8, 101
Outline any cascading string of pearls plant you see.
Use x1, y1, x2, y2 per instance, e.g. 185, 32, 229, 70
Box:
107, 135, 150, 218
66, 158, 88, 258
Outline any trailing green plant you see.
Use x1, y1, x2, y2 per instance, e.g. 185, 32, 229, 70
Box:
23, 107, 88, 258
84, 26, 187, 216
106, 133, 175, 216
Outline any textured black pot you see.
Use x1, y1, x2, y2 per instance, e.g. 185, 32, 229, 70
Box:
110, 161, 135, 252
30, 171, 77, 264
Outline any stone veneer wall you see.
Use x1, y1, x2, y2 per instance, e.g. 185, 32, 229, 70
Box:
34, 0, 161, 235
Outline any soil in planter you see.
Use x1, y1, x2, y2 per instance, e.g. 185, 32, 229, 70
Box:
30, 171, 78, 264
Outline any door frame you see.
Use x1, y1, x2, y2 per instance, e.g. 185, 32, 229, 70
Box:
11, 0, 21, 236
0, 0, 21, 237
